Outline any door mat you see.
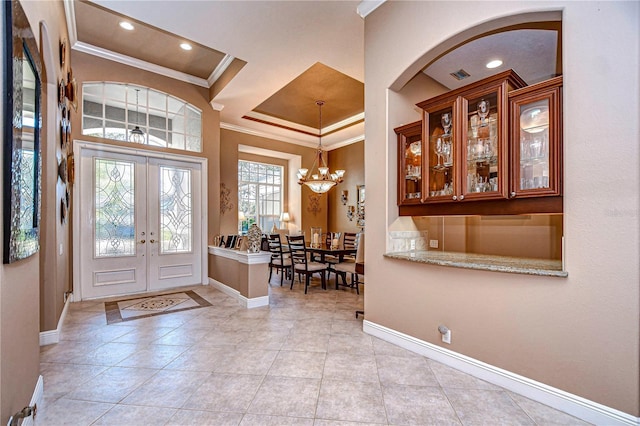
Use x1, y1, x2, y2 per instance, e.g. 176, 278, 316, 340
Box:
105, 290, 212, 324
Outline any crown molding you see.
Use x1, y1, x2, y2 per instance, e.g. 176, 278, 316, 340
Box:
210, 102, 225, 111
243, 110, 365, 137
71, 41, 210, 88
324, 134, 365, 151
63, 0, 78, 46
221, 122, 318, 148
356, 0, 387, 18
208, 54, 235, 86
221, 122, 364, 150
238, 144, 301, 161
324, 112, 365, 134
243, 111, 319, 135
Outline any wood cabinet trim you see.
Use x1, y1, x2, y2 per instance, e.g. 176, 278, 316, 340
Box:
397, 72, 563, 217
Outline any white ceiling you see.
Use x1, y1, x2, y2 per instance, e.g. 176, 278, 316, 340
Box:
69, 1, 559, 149
84, 0, 367, 149
424, 29, 559, 90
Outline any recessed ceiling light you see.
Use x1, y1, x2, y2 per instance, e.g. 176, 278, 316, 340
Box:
180, 43, 192, 51
486, 59, 503, 69
119, 21, 134, 31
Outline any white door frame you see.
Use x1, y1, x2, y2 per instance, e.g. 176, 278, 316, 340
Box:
72, 140, 208, 301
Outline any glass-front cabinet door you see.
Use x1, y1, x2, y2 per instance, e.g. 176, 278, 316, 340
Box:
422, 100, 457, 203
395, 122, 423, 205
509, 76, 562, 198
460, 88, 507, 201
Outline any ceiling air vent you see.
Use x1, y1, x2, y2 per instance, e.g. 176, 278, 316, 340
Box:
450, 69, 470, 81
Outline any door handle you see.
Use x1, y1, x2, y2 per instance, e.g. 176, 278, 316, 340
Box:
150, 239, 156, 243
139, 239, 146, 244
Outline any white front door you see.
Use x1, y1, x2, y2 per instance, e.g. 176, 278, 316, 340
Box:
147, 157, 202, 291
77, 145, 204, 300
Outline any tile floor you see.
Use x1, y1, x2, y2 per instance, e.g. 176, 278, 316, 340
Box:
37, 276, 590, 425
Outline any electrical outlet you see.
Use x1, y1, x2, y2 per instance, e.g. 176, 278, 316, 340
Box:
442, 329, 451, 344
410, 239, 416, 250
429, 239, 439, 249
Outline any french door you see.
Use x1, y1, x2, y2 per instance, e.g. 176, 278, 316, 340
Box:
75, 143, 205, 300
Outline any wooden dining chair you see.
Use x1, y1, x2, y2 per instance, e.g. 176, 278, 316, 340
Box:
326, 232, 358, 282
267, 233, 292, 286
334, 233, 364, 294
286, 234, 327, 294
342, 232, 358, 261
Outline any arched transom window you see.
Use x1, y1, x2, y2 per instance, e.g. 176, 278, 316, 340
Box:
82, 82, 202, 152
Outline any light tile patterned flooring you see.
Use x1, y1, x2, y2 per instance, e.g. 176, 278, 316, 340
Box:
37, 277, 590, 425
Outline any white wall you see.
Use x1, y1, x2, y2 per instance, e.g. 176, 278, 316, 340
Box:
364, 1, 639, 416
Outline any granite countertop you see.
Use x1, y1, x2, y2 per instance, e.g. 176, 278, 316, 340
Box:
383, 250, 567, 277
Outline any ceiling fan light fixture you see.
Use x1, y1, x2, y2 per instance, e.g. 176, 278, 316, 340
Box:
486, 59, 503, 69
297, 100, 345, 194
119, 21, 134, 31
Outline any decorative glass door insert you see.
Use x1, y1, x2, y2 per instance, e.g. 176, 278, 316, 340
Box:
159, 166, 192, 254
94, 158, 136, 257
78, 145, 203, 299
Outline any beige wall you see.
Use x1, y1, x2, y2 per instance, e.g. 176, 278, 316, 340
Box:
1, 0, 69, 422
208, 252, 269, 299
327, 141, 364, 234
38, 7, 72, 336
365, 1, 639, 416
209, 255, 239, 292
220, 128, 327, 237
413, 215, 563, 259
70, 51, 221, 246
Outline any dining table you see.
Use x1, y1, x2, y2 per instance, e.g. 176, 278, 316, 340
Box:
283, 242, 356, 263
305, 244, 357, 263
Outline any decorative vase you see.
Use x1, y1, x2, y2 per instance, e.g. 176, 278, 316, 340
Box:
247, 223, 262, 253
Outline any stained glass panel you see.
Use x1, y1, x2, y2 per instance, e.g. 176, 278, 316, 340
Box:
94, 158, 136, 257
160, 166, 192, 254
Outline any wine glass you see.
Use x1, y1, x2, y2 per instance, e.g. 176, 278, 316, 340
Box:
441, 112, 452, 136
434, 138, 444, 169
442, 140, 453, 167
477, 99, 490, 125
409, 141, 421, 155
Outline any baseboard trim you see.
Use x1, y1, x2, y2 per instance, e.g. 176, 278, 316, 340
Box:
245, 295, 269, 309
208, 278, 269, 309
39, 294, 72, 346
363, 320, 639, 426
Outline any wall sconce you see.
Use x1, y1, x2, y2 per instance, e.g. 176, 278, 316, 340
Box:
346, 205, 355, 221
341, 190, 348, 205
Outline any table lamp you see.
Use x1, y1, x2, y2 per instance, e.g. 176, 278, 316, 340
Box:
280, 212, 290, 230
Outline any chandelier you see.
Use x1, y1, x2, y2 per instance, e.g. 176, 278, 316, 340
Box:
297, 100, 345, 194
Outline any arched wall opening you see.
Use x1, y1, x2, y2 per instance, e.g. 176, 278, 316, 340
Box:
389, 10, 562, 93
385, 10, 563, 261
